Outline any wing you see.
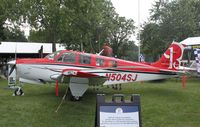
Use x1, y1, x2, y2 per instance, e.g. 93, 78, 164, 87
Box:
61, 69, 107, 86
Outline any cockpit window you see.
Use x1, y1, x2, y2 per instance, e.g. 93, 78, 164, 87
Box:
45, 50, 62, 60
56, 52, 76, 63
79, 54, 91, 64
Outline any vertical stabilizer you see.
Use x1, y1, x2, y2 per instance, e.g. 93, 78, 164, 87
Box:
152, 42, 185, 70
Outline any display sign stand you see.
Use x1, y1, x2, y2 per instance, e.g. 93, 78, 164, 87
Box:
95, 94, 142, 127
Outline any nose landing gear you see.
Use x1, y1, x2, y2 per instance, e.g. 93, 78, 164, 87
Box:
13, 87, 24, 96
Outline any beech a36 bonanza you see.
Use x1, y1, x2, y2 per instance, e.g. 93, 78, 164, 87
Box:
8, 42, 185, 100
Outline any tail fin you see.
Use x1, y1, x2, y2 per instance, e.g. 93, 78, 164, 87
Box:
152, 42, 185, 70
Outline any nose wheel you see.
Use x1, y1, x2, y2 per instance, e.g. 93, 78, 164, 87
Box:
13, 87, 24, 96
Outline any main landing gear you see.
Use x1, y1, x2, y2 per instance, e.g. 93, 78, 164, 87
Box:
67, 88, 81, 101
67, 77, 89, 101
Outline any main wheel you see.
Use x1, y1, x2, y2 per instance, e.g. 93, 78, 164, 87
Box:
73, 96, 80, 101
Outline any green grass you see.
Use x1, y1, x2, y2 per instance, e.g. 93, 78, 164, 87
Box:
0, 78, 200, 127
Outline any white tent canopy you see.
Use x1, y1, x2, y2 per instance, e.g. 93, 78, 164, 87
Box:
180, 37, 200, 46
0, 42, 65, 54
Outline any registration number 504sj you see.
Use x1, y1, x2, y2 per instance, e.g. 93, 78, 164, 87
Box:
105, 73, 137, 82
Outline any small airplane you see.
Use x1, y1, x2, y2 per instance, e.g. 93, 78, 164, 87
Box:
8, 42, 185, 100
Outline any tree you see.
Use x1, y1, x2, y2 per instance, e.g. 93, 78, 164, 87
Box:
141, 0, 200, 61
140, 23, 166, 60
3, 27, 27, 42
20, 0, 113, 52
21, 0, 135, 57
119, 41, 138, 61
18, 0, 63, 51
109, 16, 135, 58
0, 0, 27, 42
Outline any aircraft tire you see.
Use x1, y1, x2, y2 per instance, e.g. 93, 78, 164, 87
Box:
73, 96, 80, 101
14, 88, 24, 96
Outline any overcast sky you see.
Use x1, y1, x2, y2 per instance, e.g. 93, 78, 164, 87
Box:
111, 0, 156, 41
111, 0, 155, 25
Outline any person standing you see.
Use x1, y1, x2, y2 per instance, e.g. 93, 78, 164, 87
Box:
102, 43, 113, 57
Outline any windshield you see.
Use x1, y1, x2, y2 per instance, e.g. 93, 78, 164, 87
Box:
45, 50, 62, 60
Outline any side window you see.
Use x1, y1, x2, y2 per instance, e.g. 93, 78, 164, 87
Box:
96, 58, 104, 66
108, 60, 117, 67
79, 54, 91, 64
56, 52, 76, 63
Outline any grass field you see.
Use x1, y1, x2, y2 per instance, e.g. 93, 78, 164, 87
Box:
0, 78, 200, 127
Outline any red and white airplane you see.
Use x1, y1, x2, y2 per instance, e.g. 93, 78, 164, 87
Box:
8, 42, 185, 100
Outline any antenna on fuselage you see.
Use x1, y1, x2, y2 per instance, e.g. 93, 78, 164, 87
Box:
97, 49, 104, 56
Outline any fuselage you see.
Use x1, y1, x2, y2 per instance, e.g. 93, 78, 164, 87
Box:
14, 50, 177, 85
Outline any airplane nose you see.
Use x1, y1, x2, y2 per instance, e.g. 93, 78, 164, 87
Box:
8, 60, 16, 65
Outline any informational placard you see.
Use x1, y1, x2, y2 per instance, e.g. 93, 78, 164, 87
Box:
100, 106, 139, 127
95, 94, 141, 127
